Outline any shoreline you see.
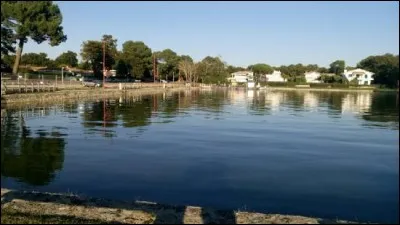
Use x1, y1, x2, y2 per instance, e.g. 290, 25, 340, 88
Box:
263, 86, 376, 92
1, 85, 194, 107
1, 188, 355, 224
2, 84, 394, 108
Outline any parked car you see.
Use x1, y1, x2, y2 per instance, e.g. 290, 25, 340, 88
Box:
82, 78, 102, 87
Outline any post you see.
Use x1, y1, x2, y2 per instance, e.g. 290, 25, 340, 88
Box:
61, 67, 64, 85
31, 83, 34, 93
56, 75, 58, 87
18, 77, 21, 93
153, 54, 156, 83
173, 71, 175, 82
103, 40, 106, 89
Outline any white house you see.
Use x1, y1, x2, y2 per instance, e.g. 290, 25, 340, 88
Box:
304, 71, 321, 83
342, 68, 374, 85
265, 70, 286, 82
228, 71, 254, 83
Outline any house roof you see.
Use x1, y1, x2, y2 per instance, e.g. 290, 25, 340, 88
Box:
345, 68, 373, 74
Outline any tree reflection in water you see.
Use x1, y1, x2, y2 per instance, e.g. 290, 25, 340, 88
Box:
1, 109, 66, 186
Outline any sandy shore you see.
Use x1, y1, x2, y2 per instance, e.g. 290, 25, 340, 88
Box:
1, 188, 357, 224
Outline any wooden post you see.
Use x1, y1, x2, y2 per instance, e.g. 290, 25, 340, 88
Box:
31, 83, 34, 93
25, 83, 28, 93
37, 83, 40, 92
55, 75, 58, 87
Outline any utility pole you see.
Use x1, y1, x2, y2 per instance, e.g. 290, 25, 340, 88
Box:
103, 40, 106, 89
153, 54, 157, 83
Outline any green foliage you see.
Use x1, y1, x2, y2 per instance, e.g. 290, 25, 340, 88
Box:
320, 74, 344, 83
197, 56, 228, 84
155, 49, 180, 81
81, 34, 118, 78
1, 54, 15, 71
329, 60, 345, 75
2, 1, 67, 74
226, 65, 246, 74
277, 64, 309, 80
77, 61, 91, 71
113, 59, 131, 76
357, 53, 399, 88
318, 67, 330, 73
55, 51, 78, 67
248, 63, 273, 84
1, 4, 15, 55
121, 41, 152, 79
21, 52, 50, 67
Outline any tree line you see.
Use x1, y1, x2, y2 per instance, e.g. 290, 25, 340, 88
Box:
1, 1, 398, 88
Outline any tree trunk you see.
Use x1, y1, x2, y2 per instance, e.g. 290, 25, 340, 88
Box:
12, 39, 25, 75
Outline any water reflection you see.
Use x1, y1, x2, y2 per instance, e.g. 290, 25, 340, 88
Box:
1, 110, 66, 186
0, 89, 398, 223
1, 90, 398, 140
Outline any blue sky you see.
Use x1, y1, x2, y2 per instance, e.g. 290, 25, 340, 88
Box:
22, 1, 399, 68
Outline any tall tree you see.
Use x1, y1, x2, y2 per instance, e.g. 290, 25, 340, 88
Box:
113, 59, 131, 76
178, 59, 198, 83
154, 49, 180, 81
81, 34, 117, 78
21, 52, 50, 67
329, 60, 345, 75
2, 1, 67, 74
55, 51, 78, 67
121, 41, 152, 79
197, 56, 229, 84
357, 53, 399, 88
248, 63, 273, 84
1, 2, 15, 56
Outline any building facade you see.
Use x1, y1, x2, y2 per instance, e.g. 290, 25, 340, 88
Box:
342, 68, 374, 85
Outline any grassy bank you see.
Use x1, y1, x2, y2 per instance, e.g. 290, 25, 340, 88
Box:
1, 188, 358, 224
1, 85, 192, 107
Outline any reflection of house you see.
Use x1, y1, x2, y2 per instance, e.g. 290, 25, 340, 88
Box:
229, 90, 247, 102
265, 92, 286, 110
342, 68, 374, 85
303, 92, 319, 109
265, 70, 286, 82
304, 71, 321, 83
228, 71, 254, 84
341, 93, 372, 114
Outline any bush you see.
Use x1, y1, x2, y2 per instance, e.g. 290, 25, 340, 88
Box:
309, 83, 350, 88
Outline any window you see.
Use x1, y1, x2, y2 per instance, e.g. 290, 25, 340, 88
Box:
364, 75, 368, 78
364, 81, 368, 85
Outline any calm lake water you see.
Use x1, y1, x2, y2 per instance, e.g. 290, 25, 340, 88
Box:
1, 89, 399, 223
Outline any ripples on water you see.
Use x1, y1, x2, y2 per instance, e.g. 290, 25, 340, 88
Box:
1, 89, 399, 223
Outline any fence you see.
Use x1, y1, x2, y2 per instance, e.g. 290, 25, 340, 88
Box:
1, 74, 190, 97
